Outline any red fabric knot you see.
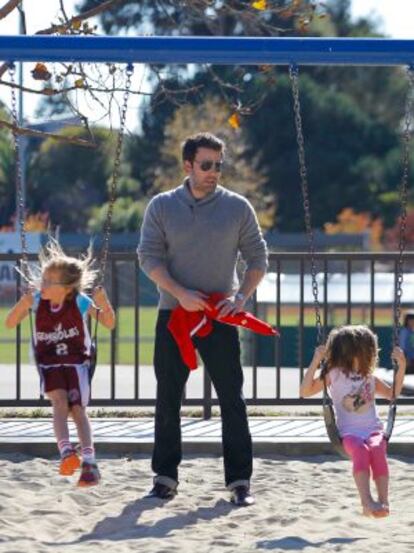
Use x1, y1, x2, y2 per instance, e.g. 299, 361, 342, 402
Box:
167, 293, 279, 370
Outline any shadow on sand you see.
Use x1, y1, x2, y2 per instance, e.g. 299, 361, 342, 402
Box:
46, 495, 234, 545
257, 536, 367, 550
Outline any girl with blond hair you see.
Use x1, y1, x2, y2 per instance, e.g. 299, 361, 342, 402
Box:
6, 239, 115, 486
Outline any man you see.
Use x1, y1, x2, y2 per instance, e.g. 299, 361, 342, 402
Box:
138, 132, 268, 506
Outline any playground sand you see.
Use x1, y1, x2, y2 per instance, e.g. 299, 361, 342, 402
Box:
0, 454, 412, 552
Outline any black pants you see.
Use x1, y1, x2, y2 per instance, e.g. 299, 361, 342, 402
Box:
152, 310, 253, 487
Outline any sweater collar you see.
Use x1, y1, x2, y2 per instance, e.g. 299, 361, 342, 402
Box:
177, 177, 224, 207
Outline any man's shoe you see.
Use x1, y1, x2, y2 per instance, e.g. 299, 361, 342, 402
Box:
230, 485, 255, 507
146, 482, 177, 500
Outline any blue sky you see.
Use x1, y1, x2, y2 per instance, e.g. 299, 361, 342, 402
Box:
351, 0, 413, 38
0, 0, 412, 124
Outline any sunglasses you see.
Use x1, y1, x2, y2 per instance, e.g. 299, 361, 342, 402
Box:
193, 159, 223, 172
41, 279, 66, 288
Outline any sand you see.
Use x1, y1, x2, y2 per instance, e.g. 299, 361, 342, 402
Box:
0, 454, 413, 552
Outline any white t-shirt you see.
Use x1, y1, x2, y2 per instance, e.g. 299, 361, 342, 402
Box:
328, 368, 383, 439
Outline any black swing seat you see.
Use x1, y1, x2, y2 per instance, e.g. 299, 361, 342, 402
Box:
322, 393, 348, 458
87, 307, 100, 383
384, 400, 397, 441
88, 340, 97, 383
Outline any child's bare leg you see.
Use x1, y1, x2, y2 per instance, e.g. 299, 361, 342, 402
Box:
353, 470, 382, 516
343, 436, 383, 516
374, 475, 389, 507
71, 404, 100, 486
71, 405, 95, 462
48, 389, 71, 454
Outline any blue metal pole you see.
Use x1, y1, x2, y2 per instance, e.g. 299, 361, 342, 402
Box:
0, 36, 414, 66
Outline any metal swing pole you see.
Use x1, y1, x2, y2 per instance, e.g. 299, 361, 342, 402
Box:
1, 36, 414, 66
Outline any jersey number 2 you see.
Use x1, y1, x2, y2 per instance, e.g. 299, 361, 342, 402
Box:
56, 343, 68, 356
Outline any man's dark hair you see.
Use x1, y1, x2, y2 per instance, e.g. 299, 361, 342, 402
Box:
182, 132, 225, 163
403, 311, 414, 327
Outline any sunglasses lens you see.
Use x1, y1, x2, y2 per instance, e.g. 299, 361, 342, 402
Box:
200, 161, 213, 171
199, 161, 222, 172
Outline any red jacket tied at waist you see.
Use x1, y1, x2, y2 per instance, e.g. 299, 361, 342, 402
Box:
167, 293, 279, 370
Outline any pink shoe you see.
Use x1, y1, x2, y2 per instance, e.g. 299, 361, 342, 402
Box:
77, 462, 101, 487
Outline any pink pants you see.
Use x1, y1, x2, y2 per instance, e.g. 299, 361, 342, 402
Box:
342, 432, 389, 479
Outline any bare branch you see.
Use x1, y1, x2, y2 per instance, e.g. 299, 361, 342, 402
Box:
0, 0, 123, 77
36, 0, 124, 35
0, 63, 10, 79
0, 119, 97, 147
0, 77, 152, 97
0, 0, 20, 21
59, 0, 70, 24
0, 2, 24, 79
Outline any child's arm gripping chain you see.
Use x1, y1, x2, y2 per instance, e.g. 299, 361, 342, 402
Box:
375, 346, 407, 399
89, 286, 116, 330
300, 345, 327, 398
5, 293, 33, 329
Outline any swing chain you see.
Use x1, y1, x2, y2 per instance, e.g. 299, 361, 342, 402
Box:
9, 63, 29, 287
393, 67, 414, 352
289, 64, 324, 345
98, 63, 134, 283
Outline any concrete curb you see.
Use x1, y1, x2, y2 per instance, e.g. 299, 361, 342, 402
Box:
1, 417, 413, 457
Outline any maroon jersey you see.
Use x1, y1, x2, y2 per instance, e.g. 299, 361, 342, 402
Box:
33, 292, 93, 366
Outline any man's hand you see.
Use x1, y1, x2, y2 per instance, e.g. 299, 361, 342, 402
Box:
177, 289, 210, 312
215, 295, 245, 318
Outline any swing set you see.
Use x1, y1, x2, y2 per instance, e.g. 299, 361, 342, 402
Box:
2, 36, 414, 452
8, 58, 134, 381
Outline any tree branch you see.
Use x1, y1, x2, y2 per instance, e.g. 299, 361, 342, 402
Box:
0, 119, 97, 147
59, 0, 70, 24
36, 0, 124, 35
0, 0, 123, 77
0, 77, 152, 97
0, 0, 20, 21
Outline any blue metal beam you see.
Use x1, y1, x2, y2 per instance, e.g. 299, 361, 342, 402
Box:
0, 36, 414, 66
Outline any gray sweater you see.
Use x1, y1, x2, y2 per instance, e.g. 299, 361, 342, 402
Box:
137, 180, 268, 309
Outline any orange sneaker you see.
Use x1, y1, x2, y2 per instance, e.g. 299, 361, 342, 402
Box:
59, 450, 81, 476
77, 462, 101, 487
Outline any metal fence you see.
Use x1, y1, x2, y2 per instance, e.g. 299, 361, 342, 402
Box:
1, 251, 414, 415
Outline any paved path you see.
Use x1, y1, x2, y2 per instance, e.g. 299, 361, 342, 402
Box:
2, 365, 413, 402
0, 364, 305, 401
1, 416, 413, 456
